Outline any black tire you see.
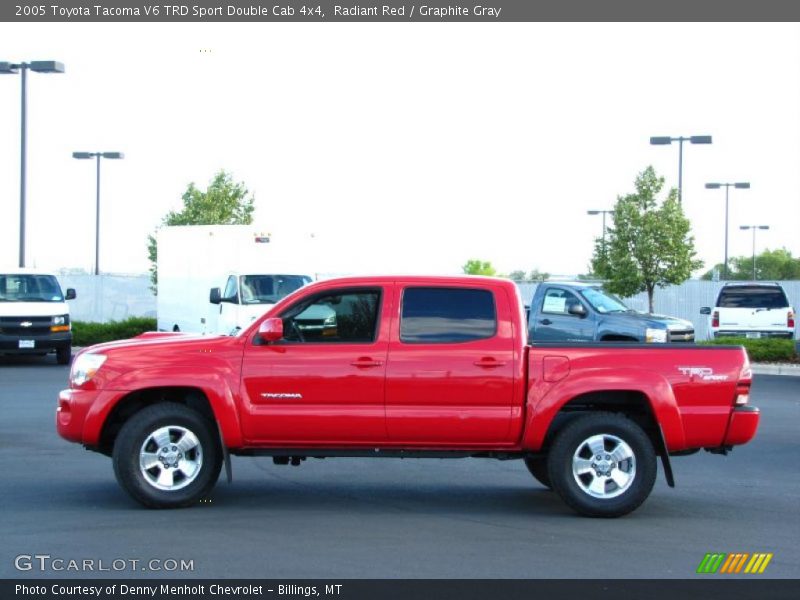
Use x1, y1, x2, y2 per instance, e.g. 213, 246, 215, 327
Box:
56, 345, 72, 365
547, 412, 656, 518
523, 456, 552, 489
112, 403, 222, 508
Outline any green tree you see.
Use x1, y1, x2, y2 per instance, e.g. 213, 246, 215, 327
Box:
507, 269, 549, 282
147, 170, 255, 292
462, 259, 497, 276
591, 166, 702, 312
702, 248, 800, 281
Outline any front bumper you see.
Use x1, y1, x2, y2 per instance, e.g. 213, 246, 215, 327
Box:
723, 406, 760, 446
57, 387, 124, 445
0, 332, 71, 355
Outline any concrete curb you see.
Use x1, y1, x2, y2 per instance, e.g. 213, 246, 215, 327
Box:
751, 363, 800, 377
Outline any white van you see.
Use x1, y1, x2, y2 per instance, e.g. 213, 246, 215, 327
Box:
0, 270, 76, 364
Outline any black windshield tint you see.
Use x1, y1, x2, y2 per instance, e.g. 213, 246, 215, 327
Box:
717, 287, 789, 309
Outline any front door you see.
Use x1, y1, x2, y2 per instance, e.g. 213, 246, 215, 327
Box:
240, 286, 391, 445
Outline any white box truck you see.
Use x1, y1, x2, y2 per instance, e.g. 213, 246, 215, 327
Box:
156, 225, 315, 335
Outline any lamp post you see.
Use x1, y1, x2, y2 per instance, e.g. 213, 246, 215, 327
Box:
649, 134, 712, 203
587, 209, 613, 250
72, 152, 125, 275
739, 225, 769, 280
0, 60, 65, 268
705, 182, 750, 280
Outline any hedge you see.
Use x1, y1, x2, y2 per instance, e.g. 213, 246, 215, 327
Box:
699, 337, 798, 363
72, 317, 157, 347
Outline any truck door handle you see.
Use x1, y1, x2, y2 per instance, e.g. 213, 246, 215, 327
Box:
350, 357, 383, 368
473, 357, 507, 368
539, 319, 552, 325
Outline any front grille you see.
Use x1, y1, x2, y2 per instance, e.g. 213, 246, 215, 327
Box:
0, 316, 52, 336
668, 329, 695, 343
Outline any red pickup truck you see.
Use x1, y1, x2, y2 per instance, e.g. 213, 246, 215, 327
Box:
57, 276, 759, 517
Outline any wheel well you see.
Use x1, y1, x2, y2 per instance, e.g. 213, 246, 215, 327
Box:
98, 387, 215, 456
543, 390, 661, 451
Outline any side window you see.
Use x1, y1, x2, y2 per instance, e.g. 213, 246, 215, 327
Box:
400, 287, 496, 344
541, 288, 582, 316
282, 289, 380, 343
222, 276, 238, 302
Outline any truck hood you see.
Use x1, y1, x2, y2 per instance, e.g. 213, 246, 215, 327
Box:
603, 311, 694, 331
81, 331, 225, 355
0, 301, 69, 317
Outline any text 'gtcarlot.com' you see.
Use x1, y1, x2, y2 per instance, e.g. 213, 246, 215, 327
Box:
14, 554, 194, 572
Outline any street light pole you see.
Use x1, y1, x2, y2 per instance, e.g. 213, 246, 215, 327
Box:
73, 152, 125, 275
650, 135, 713, 203
705, 182, 750, 280
739, 225, 769, 280
1, 60, 65, 268
587, 209, 613, 262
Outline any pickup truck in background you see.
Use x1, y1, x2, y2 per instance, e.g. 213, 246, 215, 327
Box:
57, 276, 758, 517
528, 281, 695, 343
0, 270, 76, 365
701, 281, 795, 340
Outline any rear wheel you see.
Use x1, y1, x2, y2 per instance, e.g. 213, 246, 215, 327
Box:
523, 456, 551, 489
547, 412, 656, 518
112, 403, 222, 508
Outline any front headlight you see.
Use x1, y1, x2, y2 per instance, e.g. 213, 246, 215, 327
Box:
324, 314, 336, 326
70, 353, 107, 387
53, 315, 68, 325
645, 328, 668, 343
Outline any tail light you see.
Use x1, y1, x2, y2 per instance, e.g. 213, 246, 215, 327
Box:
735, 354, 752, 406
712, 310, 719, 328
789, 309, 795, 329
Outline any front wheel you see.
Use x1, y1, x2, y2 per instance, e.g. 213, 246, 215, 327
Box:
547, 412, 656, 518
112, 403, 222, 508
56, 345, 72, 365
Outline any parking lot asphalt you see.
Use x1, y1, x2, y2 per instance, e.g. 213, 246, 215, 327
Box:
0, 356, 798, 579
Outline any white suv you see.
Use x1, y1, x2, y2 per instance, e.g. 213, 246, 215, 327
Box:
701, 282, 795, 340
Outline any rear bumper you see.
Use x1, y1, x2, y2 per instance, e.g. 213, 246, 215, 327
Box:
714, 330, 793, 339
723, 406, 760, 446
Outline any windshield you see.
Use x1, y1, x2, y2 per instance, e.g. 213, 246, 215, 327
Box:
239, 274, 312, 304
0, 274, 65, 302
580, 287, 630, 314
717, 287, 789, 309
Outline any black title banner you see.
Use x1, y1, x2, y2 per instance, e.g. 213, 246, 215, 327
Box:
3, 0, 800, 22
4, 580, 800, 600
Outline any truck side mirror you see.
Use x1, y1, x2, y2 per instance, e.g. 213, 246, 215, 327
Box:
65, 288, 76, 300
699, 307, 711, 315
209, 288, 221, 304
257, 318, 284, 343
568, 303, 587, 317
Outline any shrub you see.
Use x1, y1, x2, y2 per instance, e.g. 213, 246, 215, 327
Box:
72, 317, 157, 347
699, 337, 797, 363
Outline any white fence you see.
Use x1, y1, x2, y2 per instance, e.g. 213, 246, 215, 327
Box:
58, 273, 799, 340
518, 280, 800, 341
58, 274, 155, 323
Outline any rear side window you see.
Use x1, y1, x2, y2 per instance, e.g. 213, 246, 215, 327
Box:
401, 287, 496, 344
717, 287, 789, 309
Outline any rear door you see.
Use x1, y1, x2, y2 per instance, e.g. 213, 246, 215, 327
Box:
385, 282, 517, 445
